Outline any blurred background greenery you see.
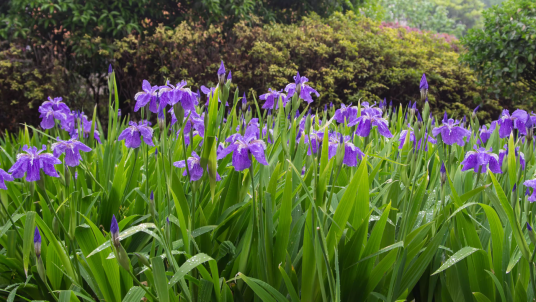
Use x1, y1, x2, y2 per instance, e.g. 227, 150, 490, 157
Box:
2, 0, 534, 131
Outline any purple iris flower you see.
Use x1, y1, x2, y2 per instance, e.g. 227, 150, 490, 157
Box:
0, 169, 14, 190
361, 102, 382, 116
432, 118, 471, 146
479, 121, 497, 144
304, 130, 324, 155
51, 138, 92, 167
460, 146, 501, 174
41, 96, 70, 112
284, 72, 319, 104
227, 70, 232, 81
524, 179, 536, 202
110, 215, 120, 247
498, 109, 528, 138
59, 110, 78, 134
217, 132, 268, 171
118, 121, 155, 148
216, 143, 225, 157
247, 118, 260, 134
34, 227, 41, 258
8, 145, 62, 182
218, 61, 225, 76
327, 133, 364, 167
175, 111, 205, 145
411, 102, 417, 113
260, 89, 288, 109
398, 128, 436, 151
440, 162, 446, 184
529, 112, 536, 127
473, 105, 480, 118
526, 114, 534, 129
108, 64, 113, 74
333, 104, 358, 124
379, 99, 387, 111
173, 151, 221, 181
420, 73, 428, 99
298, 113, 315, 132
76, 115, 102, 144
349, 111, 393, 138
38, 105, 68, 129
201, 86, 228, 107
262, 124, 274, 144
134, 80, 159, 113
159, 80, 198, 111
498, 145, 525, 170
218, 61, 226, 84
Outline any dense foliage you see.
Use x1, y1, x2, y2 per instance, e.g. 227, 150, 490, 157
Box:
380, 0, 488, 35
435, 0, 485, 30
461, 0, 536, 106
1, 64, 536, 301
116, 13, 494, 120
1, 13, 507, 132
380, 0, 466, 36
0, 0, 378, 121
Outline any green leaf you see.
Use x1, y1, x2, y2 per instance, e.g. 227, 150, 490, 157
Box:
235, 273, 278, 302
23, 211, 36, 277
7, 285, 18, 302
86, 223, 156, 258
479, 203, 504, 286
396, 225, 448, 298
326, 157, 368, 261
432, 247, 481, 275
473, 292, 492, 302
485, 269, 506, 302
274, 167, 293, 282
489, 172, 530, 261
151, 257, 169, 302
35, 216, 76, 287
168, 253, 215, 288
507, 131, 516, 189
59, 290, 81, 302
122, 287, 145, 302
279, 265, 300, 302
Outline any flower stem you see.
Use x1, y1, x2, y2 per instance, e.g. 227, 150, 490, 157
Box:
120, 148, 139, 206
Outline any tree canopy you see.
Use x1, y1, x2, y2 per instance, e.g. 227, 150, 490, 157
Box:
461, 0, 536, 104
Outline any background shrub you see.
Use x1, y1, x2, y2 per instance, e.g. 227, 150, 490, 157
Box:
461, 0, 536, 109
115, 12, 498, 122
0, 12, 510, 132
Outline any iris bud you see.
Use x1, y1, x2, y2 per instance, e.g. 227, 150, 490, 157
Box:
242, 93, 247, 112
419, 73, 428, 101
217, 61, 226, 86
34, 227, 42, 259
440, 162, 447, 186
110, 215, 120, 248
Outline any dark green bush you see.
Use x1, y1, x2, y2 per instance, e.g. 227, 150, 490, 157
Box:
461, 0, 536, 109
115, 12, 499, 122
0, 12, 512, 132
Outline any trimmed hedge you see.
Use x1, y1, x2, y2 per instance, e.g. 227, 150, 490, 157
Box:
1, 12, 507, 131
